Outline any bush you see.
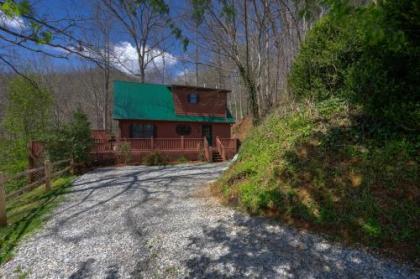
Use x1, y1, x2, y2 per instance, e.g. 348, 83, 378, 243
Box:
289, 0, 420, 130
2, 76, 53, 142
175, 156, 189, 164
45, 110, 93, 164
116, 142, 131, 165
142, 151, 168, 166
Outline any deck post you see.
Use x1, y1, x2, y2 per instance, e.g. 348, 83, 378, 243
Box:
44, 160, 51, 191
151, 137, 154, 150
181, 136, 184, 150
0, 172, 7, 227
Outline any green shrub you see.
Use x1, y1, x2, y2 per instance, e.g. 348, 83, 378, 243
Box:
143, 151, 168, 166
44, 110, 93, 164
289, 0, 420, 130
175, 156, 189, 164
116, 142, 131, 165
2, 76, 53, 143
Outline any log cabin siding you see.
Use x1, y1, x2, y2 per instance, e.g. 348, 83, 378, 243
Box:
172, 87, 228, 117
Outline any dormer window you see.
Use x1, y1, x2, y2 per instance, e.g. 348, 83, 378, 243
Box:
188, 93, 199, 104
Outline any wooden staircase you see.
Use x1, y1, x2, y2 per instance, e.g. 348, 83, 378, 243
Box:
212, 150, 223, 162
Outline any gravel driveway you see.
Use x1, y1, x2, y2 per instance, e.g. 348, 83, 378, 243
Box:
0, 163, 418, 278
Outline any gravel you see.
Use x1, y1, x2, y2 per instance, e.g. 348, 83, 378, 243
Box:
0, 162, 418, 278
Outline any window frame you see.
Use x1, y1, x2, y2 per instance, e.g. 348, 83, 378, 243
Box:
175, 124, 192, 136
187, 92, 199, 104
129, 124, 155, 138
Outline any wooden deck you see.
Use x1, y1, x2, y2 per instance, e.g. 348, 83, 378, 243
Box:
92, 137, 238, 163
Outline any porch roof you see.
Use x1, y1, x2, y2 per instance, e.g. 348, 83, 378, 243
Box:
112, 80, 235, 123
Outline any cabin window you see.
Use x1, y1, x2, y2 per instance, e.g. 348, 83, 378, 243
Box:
176, 125, 192, 136
129, 124, 155, 138
187, 93, 199, 104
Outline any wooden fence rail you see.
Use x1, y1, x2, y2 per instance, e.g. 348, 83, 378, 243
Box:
0, 158, 74, 227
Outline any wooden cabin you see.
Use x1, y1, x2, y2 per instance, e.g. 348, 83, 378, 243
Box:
93, 81, 238, 163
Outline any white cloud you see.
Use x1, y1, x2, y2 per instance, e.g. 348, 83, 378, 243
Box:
42, 41, 178, 76
111, 41, 177, 75
0, 10, 25, 30
175, 68, 192, 78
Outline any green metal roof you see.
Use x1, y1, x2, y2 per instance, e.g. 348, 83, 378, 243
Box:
112, 80, 235, 123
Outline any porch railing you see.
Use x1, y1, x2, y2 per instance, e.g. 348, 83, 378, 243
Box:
121, 137, 205, 151
92, 138, 114, 153
121, 138, 152, 150
91, 136, 237, 162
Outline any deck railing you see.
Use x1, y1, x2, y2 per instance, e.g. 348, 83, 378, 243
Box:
121, 138, 152, 150
91, 137, 237, 162
183, 138, 204, 150
92, 138, 114, 153
120, 137, 205, 151
220, 138, 237, 149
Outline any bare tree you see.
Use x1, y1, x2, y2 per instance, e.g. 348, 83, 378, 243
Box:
186, 0, 319, 123
87, 2, 114, 131
101, 0, 173, 83
189, 1, 261, 123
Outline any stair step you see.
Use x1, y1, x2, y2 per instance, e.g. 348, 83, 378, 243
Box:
212, 150, 223, 162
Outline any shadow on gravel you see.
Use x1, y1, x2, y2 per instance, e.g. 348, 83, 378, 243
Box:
184, 213, 409, 278
68, 258, 95, 279
45, 164, 225, 247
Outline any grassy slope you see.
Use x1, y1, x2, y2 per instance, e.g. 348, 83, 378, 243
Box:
216, 99, 419, 264
0, 176, 74, 265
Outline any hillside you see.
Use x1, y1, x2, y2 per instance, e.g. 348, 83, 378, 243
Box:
216, 99, 419, 264
215, 0, 419, 264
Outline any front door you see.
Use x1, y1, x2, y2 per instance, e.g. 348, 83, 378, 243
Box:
202, 125, 212, 145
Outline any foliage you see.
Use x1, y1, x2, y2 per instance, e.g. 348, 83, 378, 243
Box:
175, 156, 189, 164
0, 0, 52, 44
0, 0, 31, 17
289, 0, 420, 130
0, 138, 27, 175
0, 76, 52, 175
116, 142, 131, 165
2, 76, 52, 142
216, 101, 419, 262
217, 0, 420, 262
44, 110, 93, 164
142, 151, 168, 166
0, 176, 74, 265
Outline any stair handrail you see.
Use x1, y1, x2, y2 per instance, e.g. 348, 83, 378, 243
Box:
216, 137, 226, 161
203, 137, 211, 162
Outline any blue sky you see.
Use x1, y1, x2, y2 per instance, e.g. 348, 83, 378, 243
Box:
0, 0, 195, 79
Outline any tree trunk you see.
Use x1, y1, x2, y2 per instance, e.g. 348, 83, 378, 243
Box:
239, 65, 259, 124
